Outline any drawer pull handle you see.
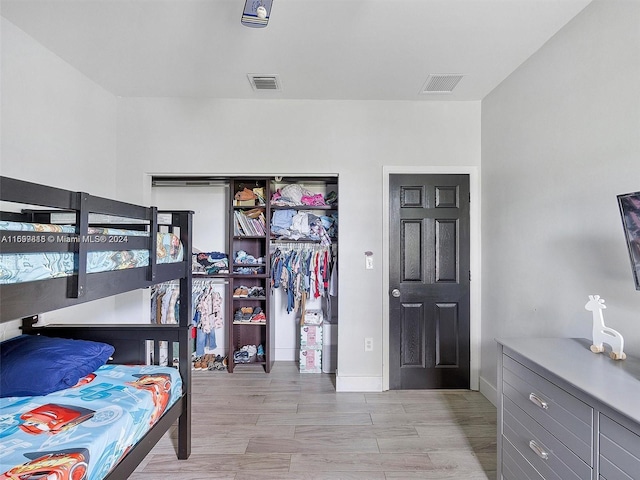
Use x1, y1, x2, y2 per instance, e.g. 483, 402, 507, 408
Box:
529, 440, 549, 460
529, 393, 549, 410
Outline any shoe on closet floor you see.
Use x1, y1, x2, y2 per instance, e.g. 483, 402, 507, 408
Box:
193, 356, 206, 370
200, 354, 212, 370
205, 354, 216, 370
209, 354, 223, 371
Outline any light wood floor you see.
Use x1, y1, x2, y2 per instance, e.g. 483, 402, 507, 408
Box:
131, 362, 497, 480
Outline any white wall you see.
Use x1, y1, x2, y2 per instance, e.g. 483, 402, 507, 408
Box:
117, 99, 481, 390
1, 18, 120, 332
481, 0, 640, 399
1, 19, 116, 195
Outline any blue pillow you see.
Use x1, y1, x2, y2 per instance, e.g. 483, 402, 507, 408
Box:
0, 335, 114, 398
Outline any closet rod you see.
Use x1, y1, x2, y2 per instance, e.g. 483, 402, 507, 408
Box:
272, 242, 333, 251
154, 278, 229, 287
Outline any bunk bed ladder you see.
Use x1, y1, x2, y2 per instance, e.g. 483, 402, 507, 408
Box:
149, 206, 158, 283
68, 191, 89, 298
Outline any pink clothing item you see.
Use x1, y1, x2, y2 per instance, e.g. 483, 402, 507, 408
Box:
301, 194, 326, 206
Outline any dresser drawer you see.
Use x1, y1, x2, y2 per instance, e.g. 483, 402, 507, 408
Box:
600, 414, 640, 480
502, 435, 544, 480
503, 354, 593, 465
503, 396, 591, 480
599, 458, 633, 480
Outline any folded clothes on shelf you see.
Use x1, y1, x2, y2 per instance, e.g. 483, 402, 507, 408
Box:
193, 251, 229, 274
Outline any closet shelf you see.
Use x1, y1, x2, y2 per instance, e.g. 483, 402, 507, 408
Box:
230, 272, 269, 278
271, 204, 337, 211
232, 360, 266, 367
271, 237, 337, 244
229, 178, 273, 373
192, 273, 229, 279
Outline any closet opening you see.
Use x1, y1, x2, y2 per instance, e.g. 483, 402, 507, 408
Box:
150, 175, 338, 377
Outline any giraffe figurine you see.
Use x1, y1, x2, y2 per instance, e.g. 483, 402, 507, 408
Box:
585, 295, 626, 360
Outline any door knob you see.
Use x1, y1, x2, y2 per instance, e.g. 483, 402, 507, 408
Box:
391, 289, 401, 298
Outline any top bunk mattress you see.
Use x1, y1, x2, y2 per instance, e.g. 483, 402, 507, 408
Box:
0, 221, 184, 285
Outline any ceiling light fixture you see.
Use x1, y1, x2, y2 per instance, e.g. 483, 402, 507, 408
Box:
242, 0, 273, 28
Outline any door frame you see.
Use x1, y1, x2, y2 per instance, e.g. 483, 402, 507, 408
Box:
383, 166, 481, 391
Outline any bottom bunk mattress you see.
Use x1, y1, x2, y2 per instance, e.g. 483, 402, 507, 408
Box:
0, 364, 182, 480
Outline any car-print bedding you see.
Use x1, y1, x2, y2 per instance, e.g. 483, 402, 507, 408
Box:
0, 364, 182, 480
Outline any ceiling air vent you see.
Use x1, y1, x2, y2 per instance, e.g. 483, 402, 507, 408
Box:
248, 74, 281, 91
421, 74, 464, 94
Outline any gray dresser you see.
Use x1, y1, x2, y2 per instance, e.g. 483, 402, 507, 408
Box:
497, 337, 640, 480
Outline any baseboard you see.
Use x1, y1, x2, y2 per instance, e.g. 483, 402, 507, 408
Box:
479, 375, 497, 407
335, 371, 383, 392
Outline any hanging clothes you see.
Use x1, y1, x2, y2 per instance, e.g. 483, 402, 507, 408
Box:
191, 280, 226, 356
150, 282, 181, 324
270, 244, 335, 314
151, 279, 226, 331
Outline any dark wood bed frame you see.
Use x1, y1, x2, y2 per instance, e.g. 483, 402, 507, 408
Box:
0, 176, 193, 479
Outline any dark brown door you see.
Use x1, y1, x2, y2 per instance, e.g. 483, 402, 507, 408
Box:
389, 174, 470, 389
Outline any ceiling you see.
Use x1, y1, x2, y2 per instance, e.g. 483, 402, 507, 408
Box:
1, 0, 592, 101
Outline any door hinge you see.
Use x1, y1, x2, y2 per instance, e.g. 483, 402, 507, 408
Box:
469, 271, 471, 282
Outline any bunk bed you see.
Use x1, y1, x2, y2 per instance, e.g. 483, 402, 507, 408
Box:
0, 176, 192, 480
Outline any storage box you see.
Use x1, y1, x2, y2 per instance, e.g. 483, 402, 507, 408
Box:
300, 323, 323, 349
299, 348, 322, 373
303, 309, 323, 325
